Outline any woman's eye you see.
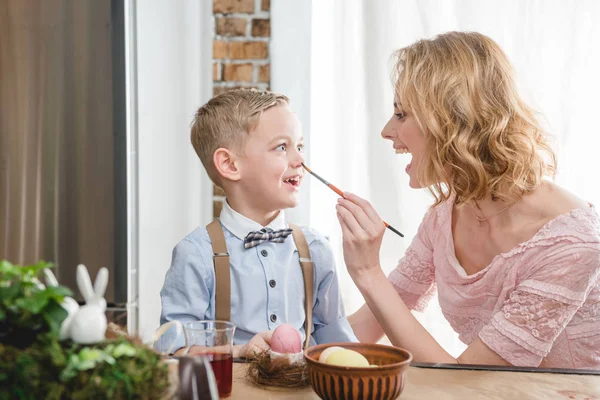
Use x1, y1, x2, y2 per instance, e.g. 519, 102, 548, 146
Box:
395, 112, 405, 120
297, 145, 304, 153
276, 144, 287, 151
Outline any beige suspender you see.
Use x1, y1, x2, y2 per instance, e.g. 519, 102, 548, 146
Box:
205, 220, 314, 350
206, 220, 231, 322
288, 223, 314, 350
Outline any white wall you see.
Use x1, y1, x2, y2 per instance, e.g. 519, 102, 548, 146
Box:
132, 0, 213, 342
270, 1, 312, 225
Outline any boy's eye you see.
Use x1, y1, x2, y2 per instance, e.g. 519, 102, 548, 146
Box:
275, 144, 287, 151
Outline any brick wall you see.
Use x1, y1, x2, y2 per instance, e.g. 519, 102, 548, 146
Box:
212, 0, 271, 218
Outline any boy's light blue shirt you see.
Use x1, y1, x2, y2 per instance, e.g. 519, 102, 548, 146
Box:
158, 200, 357, 352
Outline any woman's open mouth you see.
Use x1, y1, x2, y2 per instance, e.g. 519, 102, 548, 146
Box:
394, 145, 413, 173
394, 144, 411, 154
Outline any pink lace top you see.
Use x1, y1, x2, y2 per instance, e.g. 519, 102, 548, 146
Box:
388, 198, 600, 369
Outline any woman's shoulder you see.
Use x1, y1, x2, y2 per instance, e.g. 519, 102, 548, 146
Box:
503, 184, 600, 260
529, 182, 599, 243
535, 206, 600, 247
537, 181, 591, 215
516, 209, 600, 295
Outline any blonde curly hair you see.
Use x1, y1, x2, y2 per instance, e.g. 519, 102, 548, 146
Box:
393, 31, 556, 206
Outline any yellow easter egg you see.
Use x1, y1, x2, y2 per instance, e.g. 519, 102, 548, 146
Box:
325, 349, 370, 367
318, 346, 344, 363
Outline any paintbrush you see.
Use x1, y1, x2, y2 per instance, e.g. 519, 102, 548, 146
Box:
302, 163, 404, 238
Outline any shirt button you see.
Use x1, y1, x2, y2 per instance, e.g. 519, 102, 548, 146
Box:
270, 314, 277, 323
269, 279, 276, 288
261, 249, 268, 257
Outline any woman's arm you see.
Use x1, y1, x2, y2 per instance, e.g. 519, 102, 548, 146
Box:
355, 266, 508, 364
348, 304, 386, 343
336, 193, 510, 365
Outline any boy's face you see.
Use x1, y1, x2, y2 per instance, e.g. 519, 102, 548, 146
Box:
237, 105, 305, 211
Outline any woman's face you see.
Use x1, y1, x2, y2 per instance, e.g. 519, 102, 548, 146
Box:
381, 101, 428, 188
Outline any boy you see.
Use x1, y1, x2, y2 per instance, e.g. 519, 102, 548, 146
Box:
159, 89, 356, 357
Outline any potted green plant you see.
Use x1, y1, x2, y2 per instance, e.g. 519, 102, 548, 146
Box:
0, 260, 171, 400
0, 260, 70, 349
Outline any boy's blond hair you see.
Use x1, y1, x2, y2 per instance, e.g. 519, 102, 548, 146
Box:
191, 89, 289, 187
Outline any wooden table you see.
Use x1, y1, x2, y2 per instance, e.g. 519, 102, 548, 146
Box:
225, 363, 600, 400
168, 361, 600, 399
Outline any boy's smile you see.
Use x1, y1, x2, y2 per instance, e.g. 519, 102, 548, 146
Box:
283, 174, 301, 189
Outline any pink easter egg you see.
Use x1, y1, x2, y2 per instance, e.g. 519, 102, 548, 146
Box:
270, 324, 303, 354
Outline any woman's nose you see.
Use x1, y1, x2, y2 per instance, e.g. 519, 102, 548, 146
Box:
381, 119, 396, 140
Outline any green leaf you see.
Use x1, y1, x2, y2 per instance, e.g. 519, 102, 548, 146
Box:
0, 260, 72, 341
17, 291, 50, 314
0, 283, 22, 301
20, 261, 54, 277
44, 285, 73, 299
43, 301, 68, 335
62, 353, 84, 376
0, 260, 18, 276
112, 343, 137, 358
79, 348, 103, 363
70, 353, 80, 364
76, 359, 97, 371
60, 362, 79, 382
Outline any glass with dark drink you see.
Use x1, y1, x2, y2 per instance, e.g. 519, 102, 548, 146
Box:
183, 321, 236, 398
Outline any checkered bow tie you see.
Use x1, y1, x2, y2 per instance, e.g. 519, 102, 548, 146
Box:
243, 227, 293, 249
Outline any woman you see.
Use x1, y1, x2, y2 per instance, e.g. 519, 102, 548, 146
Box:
337, 32, 600, 368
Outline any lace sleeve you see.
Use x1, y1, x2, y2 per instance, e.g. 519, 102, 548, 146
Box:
479, 242, 600, 367
388, 209, 437, 312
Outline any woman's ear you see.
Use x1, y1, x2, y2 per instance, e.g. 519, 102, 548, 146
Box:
214, 148, 241, 182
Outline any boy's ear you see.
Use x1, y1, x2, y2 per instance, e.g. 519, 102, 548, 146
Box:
213, 148, 241, 182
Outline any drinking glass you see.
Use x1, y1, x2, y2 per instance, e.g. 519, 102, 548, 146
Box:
183, 321, 236, 398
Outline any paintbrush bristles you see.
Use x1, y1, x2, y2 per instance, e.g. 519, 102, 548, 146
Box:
302, 163, 342, 195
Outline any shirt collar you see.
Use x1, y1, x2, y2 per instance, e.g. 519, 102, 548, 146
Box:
219, 200, 287, 240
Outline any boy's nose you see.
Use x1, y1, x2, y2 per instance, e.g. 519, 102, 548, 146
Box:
290, 148, 304, 167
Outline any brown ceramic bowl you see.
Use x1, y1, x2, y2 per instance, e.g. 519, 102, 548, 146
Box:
304, 342, 412, 400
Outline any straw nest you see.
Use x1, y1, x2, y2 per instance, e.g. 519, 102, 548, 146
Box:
246, 350, 310, 388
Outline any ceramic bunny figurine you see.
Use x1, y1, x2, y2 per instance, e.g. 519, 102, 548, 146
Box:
66, 264, 109, 344
43, 268, 80, 340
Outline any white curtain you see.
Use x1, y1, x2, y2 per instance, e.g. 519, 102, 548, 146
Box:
308, 0, 600, 356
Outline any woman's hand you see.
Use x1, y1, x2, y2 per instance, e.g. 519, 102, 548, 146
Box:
336, 193, 386, 283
